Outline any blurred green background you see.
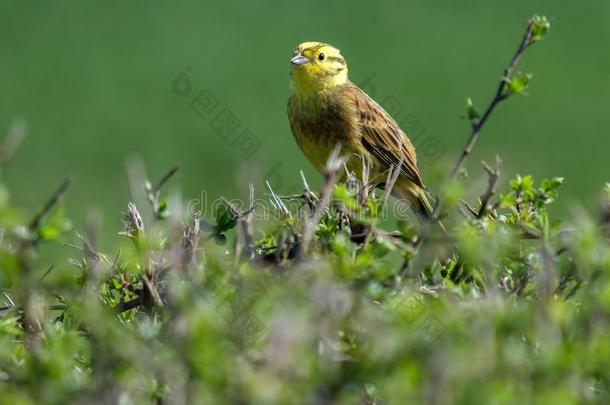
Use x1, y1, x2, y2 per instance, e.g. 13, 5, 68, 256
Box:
1, 0, 609, 245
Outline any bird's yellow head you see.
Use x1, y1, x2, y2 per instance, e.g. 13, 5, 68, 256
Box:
290, 42, 348, 94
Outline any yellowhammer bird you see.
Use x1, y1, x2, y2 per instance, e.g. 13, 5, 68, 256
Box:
287, 41, 434, 221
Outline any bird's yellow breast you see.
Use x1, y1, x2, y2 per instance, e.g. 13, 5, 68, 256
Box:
287, 87, 361, 173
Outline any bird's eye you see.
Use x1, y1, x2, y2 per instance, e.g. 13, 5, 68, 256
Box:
318, 53, 325, 61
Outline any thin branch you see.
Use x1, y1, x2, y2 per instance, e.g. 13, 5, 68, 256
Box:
382, 159, 403, 205
155, 165, 179, 193
223, 186, 256, 261
429, 17, 545, 223
297, 146, 348, 258
116, 295, 144, 313
298, 170, 309, 191
146, 165, 179, 218
143, 274, 164, 308
2, 293, 15, 308
450, 20, 536, 179
477, 157, 502, 218
28, 178, 73, 232
39, 264, 57, 281
358, 154, 371, 206
460, 199, 478, 218
266, 181, 291, 219
245, 183, 255, 246
300, 170, 319, 209
275, 172, 319, 211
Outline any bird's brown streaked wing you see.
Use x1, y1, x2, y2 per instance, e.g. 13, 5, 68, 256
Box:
347, 83, 425, 189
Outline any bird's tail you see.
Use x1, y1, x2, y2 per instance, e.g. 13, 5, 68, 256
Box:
394, 180, 445, 232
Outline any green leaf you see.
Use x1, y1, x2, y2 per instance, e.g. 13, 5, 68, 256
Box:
499, 192, 517, 207
334, 184, 360, 212
214, 203, 237, 234
521, 175, 534, 189
37, 204, 72, 242
541, 177, 564, 192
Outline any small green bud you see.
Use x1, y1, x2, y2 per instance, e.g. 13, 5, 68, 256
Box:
529, 15, 550, 43
507, 72, 533, 95
465, 97, 480, 123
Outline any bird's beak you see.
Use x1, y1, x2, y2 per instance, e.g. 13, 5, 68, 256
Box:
290, 53, 309, 65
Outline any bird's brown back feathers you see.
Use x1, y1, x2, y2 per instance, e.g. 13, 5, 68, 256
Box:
288, 81, 433, 220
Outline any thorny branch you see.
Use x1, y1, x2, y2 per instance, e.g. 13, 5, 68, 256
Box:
297, 146, 348, 258
477, 158, 502, 218
221, 192, 256, 260
117, 166, 184, 312
10, 178, 73, 343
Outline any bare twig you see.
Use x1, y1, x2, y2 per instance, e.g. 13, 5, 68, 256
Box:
477, 157, 502, 218
460, 199, 478, 218
116, 295, 144, 313
220, 197, 255, 223
356, 154, 371, 206
344, 164, 358, 191
28, 178, 73, 233
223, 185, 256, 261
39, 264, 57, 281
143, 275, 164, 308
155, 165, 179, 193
177, 217, 200, 271
297, 146, 348, 258
244, 183, 255, 250
382, 161, 402, 204
299, 170, 311, 192
266, 181, 291, 219
300, 170, 319, 209
275, 172, 319, 210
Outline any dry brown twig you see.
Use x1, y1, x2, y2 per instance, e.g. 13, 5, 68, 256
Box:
300, 170, 319, 210
297, 145, 348, 258
477, 157, 502, 218
460, 158, 502, 220
382, 160, 403, 205
143, 273, 164, 308
266, 181, 291, 219
221, 188, 256, 261
357, 154, 370, 205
